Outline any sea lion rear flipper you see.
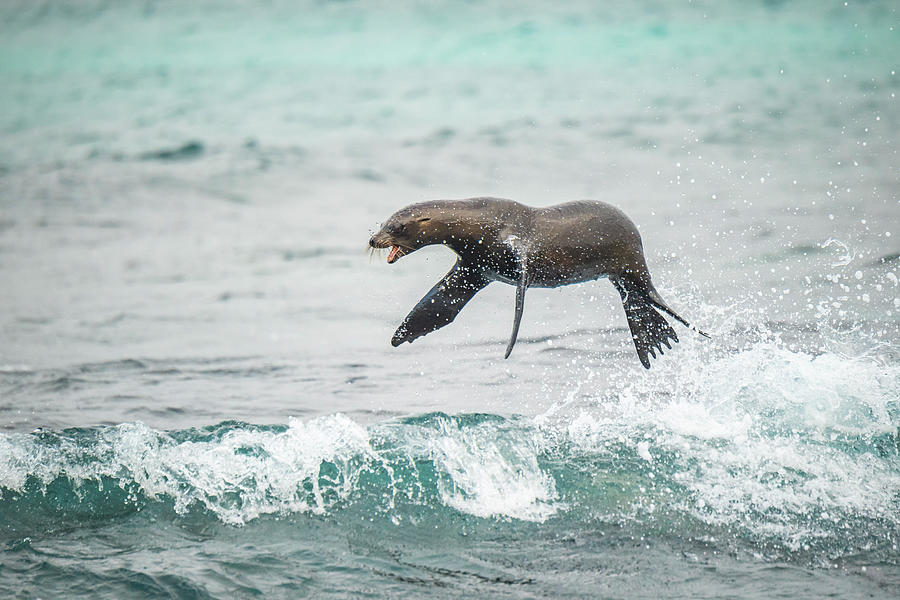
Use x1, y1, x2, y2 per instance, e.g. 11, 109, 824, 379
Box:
504, 265, 528, 359
613, 278, 679, 369
391, 260, 489, 347
646, 285, 710, 338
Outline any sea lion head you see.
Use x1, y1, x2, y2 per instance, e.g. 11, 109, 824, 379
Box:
368, 202, 451, 264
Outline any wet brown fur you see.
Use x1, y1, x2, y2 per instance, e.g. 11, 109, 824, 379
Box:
369, 197, 705, 367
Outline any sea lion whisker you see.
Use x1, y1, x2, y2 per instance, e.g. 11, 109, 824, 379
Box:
369, 247, 387, 263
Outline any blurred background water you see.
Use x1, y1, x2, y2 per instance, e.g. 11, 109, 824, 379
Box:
1, 1, 898, 598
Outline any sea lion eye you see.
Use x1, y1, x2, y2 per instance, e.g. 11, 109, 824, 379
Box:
388, 222, 406, 235
417, 217, 431, 223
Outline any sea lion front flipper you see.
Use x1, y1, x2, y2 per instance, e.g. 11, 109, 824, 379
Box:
391, 260, 489, 347
504, 261, 529, 359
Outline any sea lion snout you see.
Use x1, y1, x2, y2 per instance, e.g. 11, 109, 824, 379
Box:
368, 227, 412, 264
369, 229, 393, 249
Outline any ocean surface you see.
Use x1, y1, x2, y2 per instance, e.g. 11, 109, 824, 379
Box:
1, 1, 898, 597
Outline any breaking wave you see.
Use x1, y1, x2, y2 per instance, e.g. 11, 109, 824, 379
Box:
2, 338, 898, 567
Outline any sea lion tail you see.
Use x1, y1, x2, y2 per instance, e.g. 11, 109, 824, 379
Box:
613, 278, 680, 369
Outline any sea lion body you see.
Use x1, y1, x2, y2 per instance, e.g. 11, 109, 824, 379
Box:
369, 197, 705, 368
519, 201, 648, 287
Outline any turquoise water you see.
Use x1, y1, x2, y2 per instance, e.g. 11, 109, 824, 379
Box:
1, 1, 899, 597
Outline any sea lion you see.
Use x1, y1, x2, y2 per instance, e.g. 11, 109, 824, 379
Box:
368, 197, 707, 368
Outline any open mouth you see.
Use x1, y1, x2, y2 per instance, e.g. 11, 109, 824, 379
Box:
386, 245, 408, 264
370, 236, 413, 264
